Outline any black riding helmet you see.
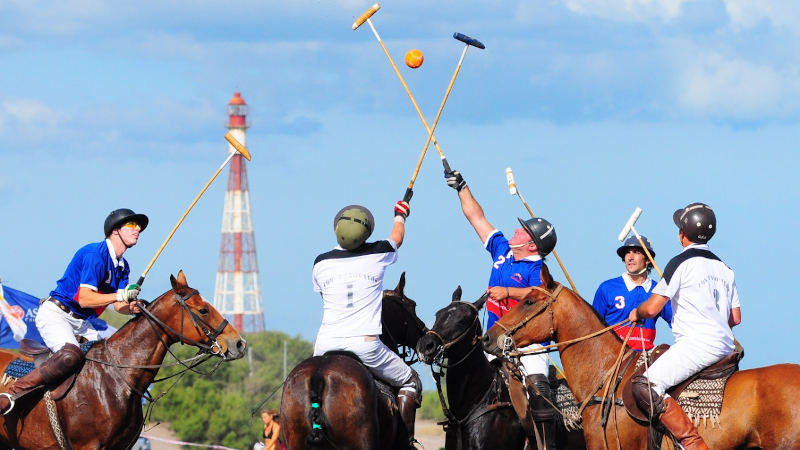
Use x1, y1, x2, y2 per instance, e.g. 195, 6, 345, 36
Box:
104, 208, 149, 237
517, 217, 557, 257
673, 202, 715, 243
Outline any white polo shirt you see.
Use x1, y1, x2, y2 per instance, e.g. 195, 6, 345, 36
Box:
652, 243, 740, 357
312, 239, 398, 338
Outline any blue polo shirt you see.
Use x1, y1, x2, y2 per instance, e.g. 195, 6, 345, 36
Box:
593, 274, 673, 350
485, 230, 543, 329
49, 240, 130, 319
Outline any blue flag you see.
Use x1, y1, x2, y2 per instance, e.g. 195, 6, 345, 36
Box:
0, 283, 45, 348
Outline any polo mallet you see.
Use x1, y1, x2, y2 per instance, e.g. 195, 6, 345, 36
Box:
353, 4, 449, 200
135, 132, 252, 286
618, 207, 662, 278
403, 32, 485, 202
506, 168, 579, 294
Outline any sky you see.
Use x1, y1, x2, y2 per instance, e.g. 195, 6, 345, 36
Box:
0, 0, 798, 373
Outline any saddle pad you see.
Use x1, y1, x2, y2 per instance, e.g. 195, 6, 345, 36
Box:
554, 379, 582, 430
5, 359, 35, 379
676, 377, 727, 428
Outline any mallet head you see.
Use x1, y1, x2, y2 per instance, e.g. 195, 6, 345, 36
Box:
506, 168, 517, 196
352, 3, 381, 30
618, 207, 643, 242
224, 132, 252, 161
453, 32, 485, 49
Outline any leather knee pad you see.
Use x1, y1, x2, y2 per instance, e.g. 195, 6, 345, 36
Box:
631, 375, 665, 420
527, 374, 555, 421
40, 343, 84, 384
399, 370, 422, 408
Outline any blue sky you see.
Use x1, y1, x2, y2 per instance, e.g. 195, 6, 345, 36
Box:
1, 0, 798, 373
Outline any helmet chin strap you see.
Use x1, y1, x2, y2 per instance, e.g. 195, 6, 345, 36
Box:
627, 267, 648, 276
116, 230, 135, 249
509, 240, 534, 249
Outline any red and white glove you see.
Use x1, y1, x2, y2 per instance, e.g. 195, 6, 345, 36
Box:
394, 200, 410, 221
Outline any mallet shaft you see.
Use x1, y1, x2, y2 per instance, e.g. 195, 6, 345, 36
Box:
136, 135, 252, 286
631, 226, 663, 278
506, 168, 579, 294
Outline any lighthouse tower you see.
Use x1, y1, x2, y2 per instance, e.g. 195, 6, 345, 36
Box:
213, 92, 264, 333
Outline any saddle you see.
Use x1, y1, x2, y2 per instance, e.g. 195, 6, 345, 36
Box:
622, 342, 744, 423
321, 351, 399, 407
3, 339, 81, 401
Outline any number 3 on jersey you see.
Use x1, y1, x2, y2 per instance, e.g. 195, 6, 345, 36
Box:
614, 295, 625, 309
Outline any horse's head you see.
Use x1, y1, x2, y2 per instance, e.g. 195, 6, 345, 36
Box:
416, 286, 487, 365
381, 273, 428, 357
482, 284, 562, 357
144, 270, 247, 360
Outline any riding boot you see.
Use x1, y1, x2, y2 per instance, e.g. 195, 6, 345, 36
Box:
527, 374, 557, 450
0, 343, 84, 415
398, 371, 422, 449
658, 396, 708, 450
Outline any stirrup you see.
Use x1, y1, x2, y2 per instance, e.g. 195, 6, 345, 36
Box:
0, 393, 15, 416
410, 437, 425, 449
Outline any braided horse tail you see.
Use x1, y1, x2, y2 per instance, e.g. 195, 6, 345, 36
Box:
306, 370, 327, 447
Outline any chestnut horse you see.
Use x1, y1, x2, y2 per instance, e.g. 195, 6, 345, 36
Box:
483, 281, 800, 449
280, 273, 428, 450
416, 288, 529, 450
0, 271, 246, 450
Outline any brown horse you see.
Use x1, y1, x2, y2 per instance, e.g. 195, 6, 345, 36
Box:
0, 271, 246, 450
280, 273, 428, 450
483, 281, 800, 449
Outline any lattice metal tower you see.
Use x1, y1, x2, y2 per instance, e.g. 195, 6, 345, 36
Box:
213, 92, 264, 333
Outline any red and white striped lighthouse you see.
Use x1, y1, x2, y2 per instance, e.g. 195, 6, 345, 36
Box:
213, 92, 264, 333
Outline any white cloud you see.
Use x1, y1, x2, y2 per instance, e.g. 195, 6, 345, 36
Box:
724, 0, 800, 34
0, 99, 59, 125
562, 0, 689, 21
676, 52, 800, 119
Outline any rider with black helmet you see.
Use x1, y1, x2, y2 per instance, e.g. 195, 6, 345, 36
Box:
311, 199, 422, 447
444, 168, 558, 449
593, 235, 673, 351
629, 202, 741, 450
0, 208, 148, 415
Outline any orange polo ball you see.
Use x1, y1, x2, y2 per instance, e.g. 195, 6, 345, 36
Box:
405, 49, 424, 69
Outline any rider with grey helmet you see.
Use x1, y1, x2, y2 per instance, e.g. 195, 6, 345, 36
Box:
0, 208, 148, 415
593, 234, 673, 351
312, 198, 421, 447
444, 168, 559, 449
629, 202, 741, 450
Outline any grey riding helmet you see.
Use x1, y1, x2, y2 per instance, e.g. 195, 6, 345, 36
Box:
334, 205, 374, 250
104, 208, 149, 237
517, 217, 557, 257
617, 235, 656, 261
673, 202, 716, 243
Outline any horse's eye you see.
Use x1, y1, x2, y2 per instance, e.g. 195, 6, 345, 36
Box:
525, 299, 534, 306
198, 308, 209, 315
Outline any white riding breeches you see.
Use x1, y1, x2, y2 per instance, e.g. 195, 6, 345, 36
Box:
35, 301, 106, 351
314, 335, 414, 388
642, 339, 728, 396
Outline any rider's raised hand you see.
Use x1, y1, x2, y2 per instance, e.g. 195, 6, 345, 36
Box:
394, 200, 410, 221
445, 169, 466, 192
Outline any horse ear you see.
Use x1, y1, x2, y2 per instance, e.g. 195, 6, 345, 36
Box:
170, 274, 178, 290
540, 263, 556, 290
474, 292, 488, 310
452, 286, 462, 302
176, 270, 188, 287
394, 272, 406, 296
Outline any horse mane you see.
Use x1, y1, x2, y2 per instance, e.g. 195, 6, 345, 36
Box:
540, 262, 557, 290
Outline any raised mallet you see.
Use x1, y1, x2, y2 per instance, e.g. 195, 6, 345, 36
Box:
618, 207, 662, 278
506, 168, 579, 294
352, 4, 449, 189
135, 132, 252, 286
403, 32, 485, 202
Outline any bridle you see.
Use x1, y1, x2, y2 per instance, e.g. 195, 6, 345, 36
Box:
490, 284, 563, 356
423, 293, 487, 368
138, 288, 230, 359
381, 292, 428, 365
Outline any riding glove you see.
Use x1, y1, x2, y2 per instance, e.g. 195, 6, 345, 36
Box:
445, 170, 466, 192
117, 283, 140, 303
394, 200, 411, 220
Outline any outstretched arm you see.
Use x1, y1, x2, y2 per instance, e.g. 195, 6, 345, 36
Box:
457, 185, 495, 243
629, 293, 669, 322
